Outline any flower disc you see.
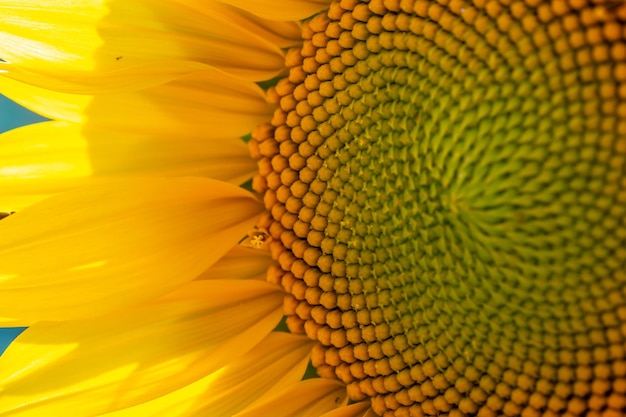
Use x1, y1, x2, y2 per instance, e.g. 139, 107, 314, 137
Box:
252, 1, 626, 416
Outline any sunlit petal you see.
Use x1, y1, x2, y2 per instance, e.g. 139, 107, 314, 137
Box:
0, 60, 210, 94
0, 0, 299, 84
0, 280, 283, 416
103, 332, 313, 417
0, 121, 256, 211
0, 177, 262, 323
0, 70, 272, 138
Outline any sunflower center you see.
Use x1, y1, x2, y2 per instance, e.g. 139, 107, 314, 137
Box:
251, 1, 626, 416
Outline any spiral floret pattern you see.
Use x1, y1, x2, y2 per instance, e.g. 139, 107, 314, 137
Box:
251, 1, 626, 416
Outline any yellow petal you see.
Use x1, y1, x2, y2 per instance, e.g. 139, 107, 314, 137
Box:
0, 0, 295, 83
319, 402, 372, 417
235, 378, 349, 417
177, 0, 302, 48
0, 70, 272, 138
0, 60, 210, 94
0, 318, 29, 326
0, 177, 263, 323
218, 0, 331, 21
0, 121, 256, 211
103, 332, 313, 417
0, 279, 283, 416
195, 244, 273, 281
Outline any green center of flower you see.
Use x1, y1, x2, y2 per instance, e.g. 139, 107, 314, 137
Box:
252, 1, 626, 416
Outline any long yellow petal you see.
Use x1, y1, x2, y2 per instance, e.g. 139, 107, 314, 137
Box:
0, 0, 296, 83
103, 332, 313, 417
218, 0, 331, 21
195, 244, 273, 281
0, 70, 272, 138
0, 280, 283, 416
176, 0, 301, 48
0, 60, 210, 94
235, 379, 349, 417
0, 177, 262, 323
0, 121, 256, 211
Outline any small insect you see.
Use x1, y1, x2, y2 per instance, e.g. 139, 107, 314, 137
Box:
115, 56, 123, 61
241, 228, 272, 250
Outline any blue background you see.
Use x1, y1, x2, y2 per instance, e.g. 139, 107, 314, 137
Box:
0, 94, 46, 132
0, 94, 44, 353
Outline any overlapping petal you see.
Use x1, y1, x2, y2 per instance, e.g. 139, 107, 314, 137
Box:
102, 332, 313, 417
0, 70, 272, 137
0, 0, 300, 88
218, 0, 331, 21
0, 280, 283, 416
174, 0, 301, 48
0, 177, 263, 323
235, 378, 349, 417
0, 60, 210, 94
0, 121, 256, 211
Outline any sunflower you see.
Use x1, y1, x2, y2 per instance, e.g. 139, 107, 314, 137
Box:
0, 0, 625, 416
